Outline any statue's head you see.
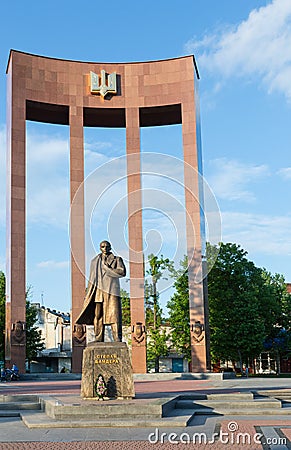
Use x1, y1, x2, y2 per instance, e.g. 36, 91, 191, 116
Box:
100, 240, 111, 255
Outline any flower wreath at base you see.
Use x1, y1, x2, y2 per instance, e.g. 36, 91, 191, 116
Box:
94, 374, 107, 400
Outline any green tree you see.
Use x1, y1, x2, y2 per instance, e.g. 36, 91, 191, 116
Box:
167, 256, 191, 362
145, 279, 164, 327
25, 298, 45, 369
146, 327, 169, 372
206, 242, 288, 369
261, 270, 291, 370
147, 254, 173, 330
145, 254, 173, 372
121, 288, 131, 326
261, 270, 291, 333
0, 271, 5, 361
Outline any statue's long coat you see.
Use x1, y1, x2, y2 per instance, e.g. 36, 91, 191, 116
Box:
76, 252, 126, 325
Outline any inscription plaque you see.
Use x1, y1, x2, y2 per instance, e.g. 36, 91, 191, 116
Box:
81, 342, 134, 399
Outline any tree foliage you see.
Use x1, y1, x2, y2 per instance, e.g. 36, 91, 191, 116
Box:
25, 286, 45, 364
121, 288, 131, 326
160, 243, 291, 372
25, 298, 45, 363
145, 279, 164, 327
146, 254, 173, 329
206, 242, 290, 367
261, 270, 291, 333
145, 254, 172, 372
0, 274, 44, 365
261, 270, 291, 360
146, 327, 169, 372
167, 256, 191, 361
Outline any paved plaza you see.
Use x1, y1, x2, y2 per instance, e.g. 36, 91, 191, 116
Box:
0, 376, 290, 449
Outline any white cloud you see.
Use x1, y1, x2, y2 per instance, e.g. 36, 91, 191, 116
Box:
277, 167, 291, 179
1, 128, 71, 228
207, 158, 269, 202
37, 260, 69, 269
1, 126, 117, 229
85, 141, 112, 152
27, 185, 69, 228
222, 211, 291, 256
186, 0, 291, 100
84, 148, 111, 176
26, 133, 70, 228
27, 132, 69, 165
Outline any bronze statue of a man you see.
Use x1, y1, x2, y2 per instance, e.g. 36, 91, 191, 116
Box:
76, 241, 126, 341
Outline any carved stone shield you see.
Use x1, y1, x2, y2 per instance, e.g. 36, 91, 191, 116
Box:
132, 322, 145, 343
192, 321, 204, 343
73, 323, 86, 346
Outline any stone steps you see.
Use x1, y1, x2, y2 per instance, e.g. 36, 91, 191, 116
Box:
256, 389, 291, 399
174, 390, 291, 416
0, 410, 21, 417
179, 393, 254, 401
177, 398, 282, 410
1, 390, 291, 428
176, 406, 291, 416
43, 396, 176, 420
173, 390, 291, 416
197, 408, 291, 415
0, 395, 39, 403
0, 401, 41, 410
21, 411, 193, 428
0, 395, 41, 417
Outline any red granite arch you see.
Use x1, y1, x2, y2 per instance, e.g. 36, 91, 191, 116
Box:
6, 50, 209, 373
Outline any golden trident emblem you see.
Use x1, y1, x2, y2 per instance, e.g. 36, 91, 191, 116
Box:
90, 70, 117, 98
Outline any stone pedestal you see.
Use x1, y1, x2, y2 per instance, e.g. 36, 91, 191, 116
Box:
81, 342, 135, 399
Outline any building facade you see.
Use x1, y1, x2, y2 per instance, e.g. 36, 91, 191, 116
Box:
30, 304, 71, 373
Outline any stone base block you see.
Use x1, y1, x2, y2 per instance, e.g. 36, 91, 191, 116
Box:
81, 342, 135, 399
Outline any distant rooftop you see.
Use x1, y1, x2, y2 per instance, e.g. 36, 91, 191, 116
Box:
32, 302, 70, 322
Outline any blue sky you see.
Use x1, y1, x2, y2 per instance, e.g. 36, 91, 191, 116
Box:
1, 0, 291, 313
